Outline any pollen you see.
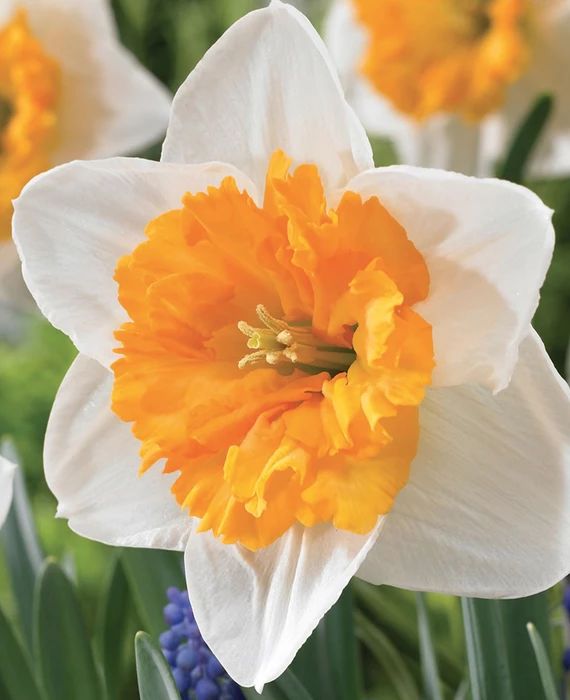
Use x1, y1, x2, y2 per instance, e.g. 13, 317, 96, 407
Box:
354, 0, 532, 121
112, 150, 434, 551
0, 10, 60, 239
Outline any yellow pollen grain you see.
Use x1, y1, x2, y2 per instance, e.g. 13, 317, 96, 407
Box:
0, 9, 60, 240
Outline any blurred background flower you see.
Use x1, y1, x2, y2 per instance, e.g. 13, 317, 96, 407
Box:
325, 0, 570, 176
0, 0, 171, 312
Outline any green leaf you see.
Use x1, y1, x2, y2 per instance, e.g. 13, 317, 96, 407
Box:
355, 609, 419, 700
134, 631, 179, 700
461, 598, 515, 700
322, 585, 362, 700
454, 678, 470, 700
121, 549, 184, 638
461, 593, 551, 700
416, 594, 443, 700
500, 593, 551, 700
0, 604, 43, 700
242, 669, 316, 700
497, 94, 553, 184
96, 553, 134, 700
35, 560, 103, 700
290, 620, 336, 700
0, 441, 43, 648
526, 623, 558, 700
353, 580, 463, 688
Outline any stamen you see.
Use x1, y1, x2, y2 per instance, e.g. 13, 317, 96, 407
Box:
237, 305, 356, 376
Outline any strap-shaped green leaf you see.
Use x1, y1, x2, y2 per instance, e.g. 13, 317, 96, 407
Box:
0, 604, 43, 700
121, 549, 185, 637
355, 608, 420, 700
242, 669, 316, 700
34, 560, 103, 700
526, 623, 558, 700
461, 598, 515, 700
0, 441, 43, 648
96, 553, 135, 700
497, 94, 553, 184
416, 593, 444, 700
322, 585, 363, 700
135, 631, 180, 700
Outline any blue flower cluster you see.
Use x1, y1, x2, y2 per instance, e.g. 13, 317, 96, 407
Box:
160, 587, 245, 700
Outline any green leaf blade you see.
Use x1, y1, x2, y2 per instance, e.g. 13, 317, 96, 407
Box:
416, 593, 444, 700
96, 553, 135, 700
35, 560, 103, 700
461, 598, 515, 700
0, 443, 43, 648
355, 609, 420, 700
322, 585, 362, 700
526, 623, 559, 700
121, 549, 184, 638
242, 669, 316, 700
0, 604, 43, 700
135, 631, 179, 700
498, 94, 553, 184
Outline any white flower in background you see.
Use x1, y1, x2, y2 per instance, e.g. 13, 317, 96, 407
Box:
0, 456, 16, 528
325, 0, 570, 176
0, 0, 171, 304
13, 0, 570, 691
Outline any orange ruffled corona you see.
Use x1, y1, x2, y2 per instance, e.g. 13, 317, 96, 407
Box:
354, 0, 531, 121
112, 151, 434, 551
0, 10, 60, 239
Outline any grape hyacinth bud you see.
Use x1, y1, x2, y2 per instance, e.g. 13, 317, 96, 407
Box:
160, 587, 245, 700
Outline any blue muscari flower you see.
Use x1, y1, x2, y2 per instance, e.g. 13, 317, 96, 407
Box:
160, 586, 245, 700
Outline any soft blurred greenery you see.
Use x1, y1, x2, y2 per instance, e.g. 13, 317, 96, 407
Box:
0, 1, 569, 699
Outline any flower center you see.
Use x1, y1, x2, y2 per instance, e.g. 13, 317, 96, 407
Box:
354, 0, 531, 121
237, 305, 356, 376
0, 9, 60, 240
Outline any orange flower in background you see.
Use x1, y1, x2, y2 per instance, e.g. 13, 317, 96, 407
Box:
326, 0, 570, 176
0, 10, 59, 239
112, 150, 434, 550
354, 0, 530, 121
0, 0, 171, 306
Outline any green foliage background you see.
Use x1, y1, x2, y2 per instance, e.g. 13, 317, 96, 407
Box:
0, 1, 568, 699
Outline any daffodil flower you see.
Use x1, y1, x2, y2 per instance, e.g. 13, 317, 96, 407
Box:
13, 0, 570, 691
325, 0, 570, 175
0, 456, 16, 527
0, 0, 171, 302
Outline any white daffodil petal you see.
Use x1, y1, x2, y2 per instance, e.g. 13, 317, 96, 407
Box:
344, 166, 554, 391
45, 353, 190, 550
162, 0, 373, 193
358, 330, 570, 598
185, 521, 381, 691
0, 457, 16, 528
18, 0, 171, 160
13, 158, 256, 367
